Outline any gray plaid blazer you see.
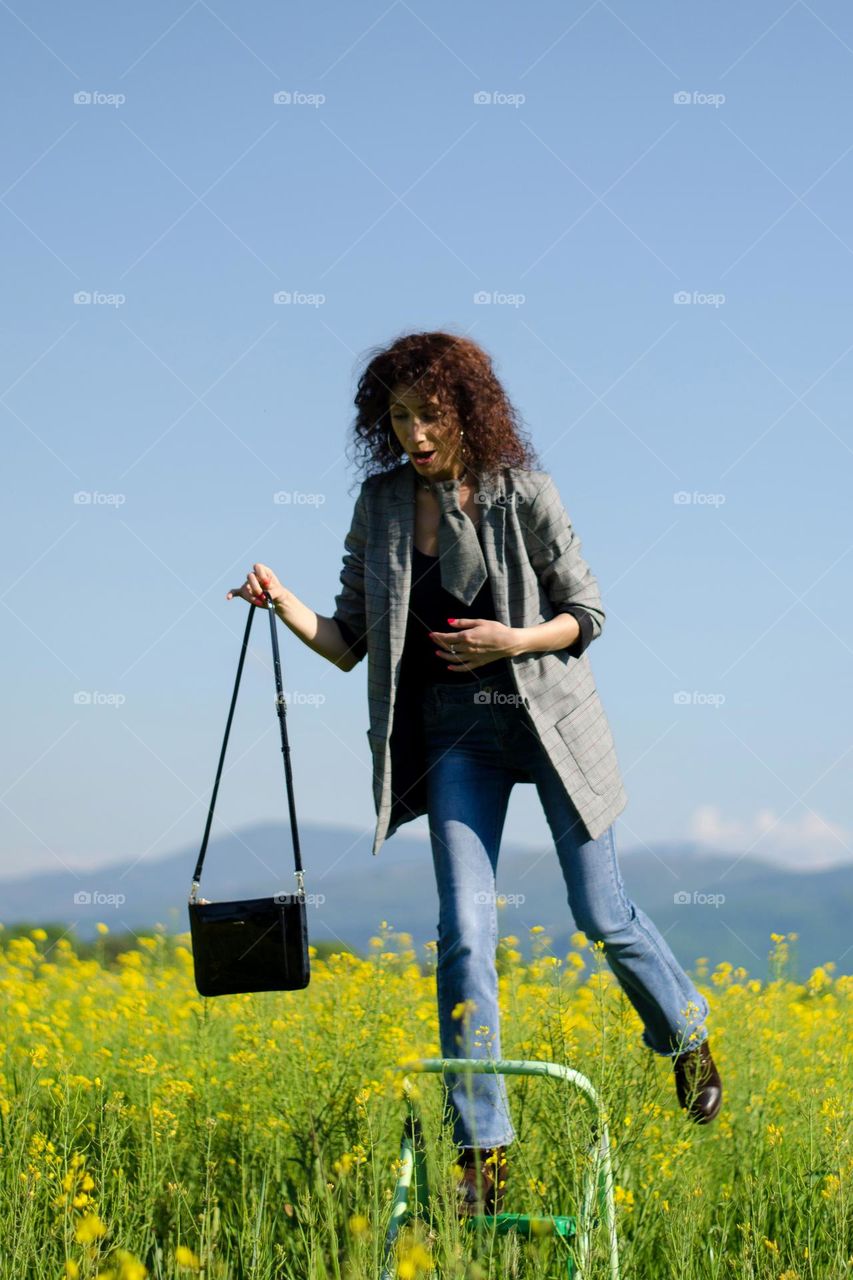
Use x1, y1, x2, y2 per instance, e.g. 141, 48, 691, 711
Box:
332, 461, 627, 855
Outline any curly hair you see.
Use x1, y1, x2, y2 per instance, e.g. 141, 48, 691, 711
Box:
346, 330, 540, 493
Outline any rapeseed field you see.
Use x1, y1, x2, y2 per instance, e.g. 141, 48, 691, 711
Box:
0, 922, 849, 1279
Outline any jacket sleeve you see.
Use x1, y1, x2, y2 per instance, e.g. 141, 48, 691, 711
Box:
555, 604, 596, 657
521, 473, 605, 645
331, 482, 369, 664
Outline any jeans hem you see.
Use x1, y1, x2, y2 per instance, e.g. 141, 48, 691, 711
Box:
641, 1017, 710, 1058
455, 1136, 516, 1150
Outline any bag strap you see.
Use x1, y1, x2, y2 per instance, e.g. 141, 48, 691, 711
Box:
189, 591, 305, 902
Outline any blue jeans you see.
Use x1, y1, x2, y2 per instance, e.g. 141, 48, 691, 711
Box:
421, 665, 710, 1149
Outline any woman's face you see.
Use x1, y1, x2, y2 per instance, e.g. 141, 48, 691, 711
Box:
388, 384, 464, 482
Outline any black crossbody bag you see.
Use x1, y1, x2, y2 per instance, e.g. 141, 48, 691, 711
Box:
188, 591, 310, 996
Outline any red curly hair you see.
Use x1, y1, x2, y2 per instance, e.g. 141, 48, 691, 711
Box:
347, 330, 540, 492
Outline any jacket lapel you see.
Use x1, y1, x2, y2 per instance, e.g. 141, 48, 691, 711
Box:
384, 466, 413, 704
479, 469, 508, 628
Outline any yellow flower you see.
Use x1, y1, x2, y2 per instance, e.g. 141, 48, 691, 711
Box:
75, 1213, 107, 1243
104, 1249, 147, 1279
614, 1185, 635, 1213
175, 1245, 200, 1270
31, 927, 48, 942
397, 1242, 432, 1278
530, 1217, 556, 1236
806, 966, 832, 993
96, 922, 109, 935
349, 1214, 369, 1236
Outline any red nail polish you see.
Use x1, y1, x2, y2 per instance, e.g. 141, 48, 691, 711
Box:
447, 617, 456, 624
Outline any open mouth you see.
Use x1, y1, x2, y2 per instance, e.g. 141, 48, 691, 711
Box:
411, 450, 436, 465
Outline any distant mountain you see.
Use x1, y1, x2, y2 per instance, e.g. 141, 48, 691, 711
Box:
0, 823, 849, 981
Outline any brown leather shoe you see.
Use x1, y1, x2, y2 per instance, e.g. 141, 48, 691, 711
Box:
454, 1145, 508, 1216
673, 1039, 722, 1123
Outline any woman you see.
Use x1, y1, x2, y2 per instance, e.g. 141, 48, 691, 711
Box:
227, 331, 722, 1215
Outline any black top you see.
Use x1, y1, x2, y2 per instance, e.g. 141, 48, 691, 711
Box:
401, 544, 512, 687
335, 540, 595, 680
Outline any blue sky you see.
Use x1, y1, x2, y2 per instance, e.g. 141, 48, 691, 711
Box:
2, 0, 852, 889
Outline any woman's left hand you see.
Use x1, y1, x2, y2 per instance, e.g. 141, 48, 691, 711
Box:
428, 617, 522, 671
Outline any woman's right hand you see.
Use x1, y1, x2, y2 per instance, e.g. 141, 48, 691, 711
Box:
226, 562, 287, 609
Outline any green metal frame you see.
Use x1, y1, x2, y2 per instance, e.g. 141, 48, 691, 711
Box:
380, 1057, 621, 1280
